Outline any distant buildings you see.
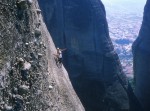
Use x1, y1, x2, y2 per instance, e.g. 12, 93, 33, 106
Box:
103, 0, 144, 77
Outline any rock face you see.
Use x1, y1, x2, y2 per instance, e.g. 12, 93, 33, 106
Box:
133, 0, 150, 111
38, 0, 142, 110
0, 0, 84, 111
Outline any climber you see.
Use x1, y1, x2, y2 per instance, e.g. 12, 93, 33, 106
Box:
54, 47, 66, 68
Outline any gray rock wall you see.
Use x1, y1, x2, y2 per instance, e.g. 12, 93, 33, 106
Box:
38, 0, 140, 110
133, 0, 150, 111
0, 0, 84, 111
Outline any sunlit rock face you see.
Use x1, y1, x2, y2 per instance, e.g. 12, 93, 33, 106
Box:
0, 0, 84, 111
38, 0, 141, 110
133, 0, 150, 111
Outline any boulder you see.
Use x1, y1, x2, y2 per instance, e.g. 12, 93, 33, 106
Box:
17, 0, 27, 9
18, 85, 29, 95
4, 104, 13, 111
34, 28, 41, 37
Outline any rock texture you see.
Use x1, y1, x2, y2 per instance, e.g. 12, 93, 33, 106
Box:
38, 0, 142, 111
133, 0, 150, 111
0, 0, 84, 111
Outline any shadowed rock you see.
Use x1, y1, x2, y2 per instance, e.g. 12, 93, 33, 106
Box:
38, 0, 142, 110
133, 0, 150, 111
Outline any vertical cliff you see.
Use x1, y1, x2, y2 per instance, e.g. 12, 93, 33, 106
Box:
133, 0, 150, 111
0, 0, 84, 111
38, 0, 142, 111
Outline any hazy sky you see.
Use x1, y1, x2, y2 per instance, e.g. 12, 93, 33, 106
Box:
102, 0, 146, 4
102, 0, 146, 9
101, 0, 146, 16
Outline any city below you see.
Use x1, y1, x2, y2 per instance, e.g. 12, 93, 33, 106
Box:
102, 0, 146, 77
